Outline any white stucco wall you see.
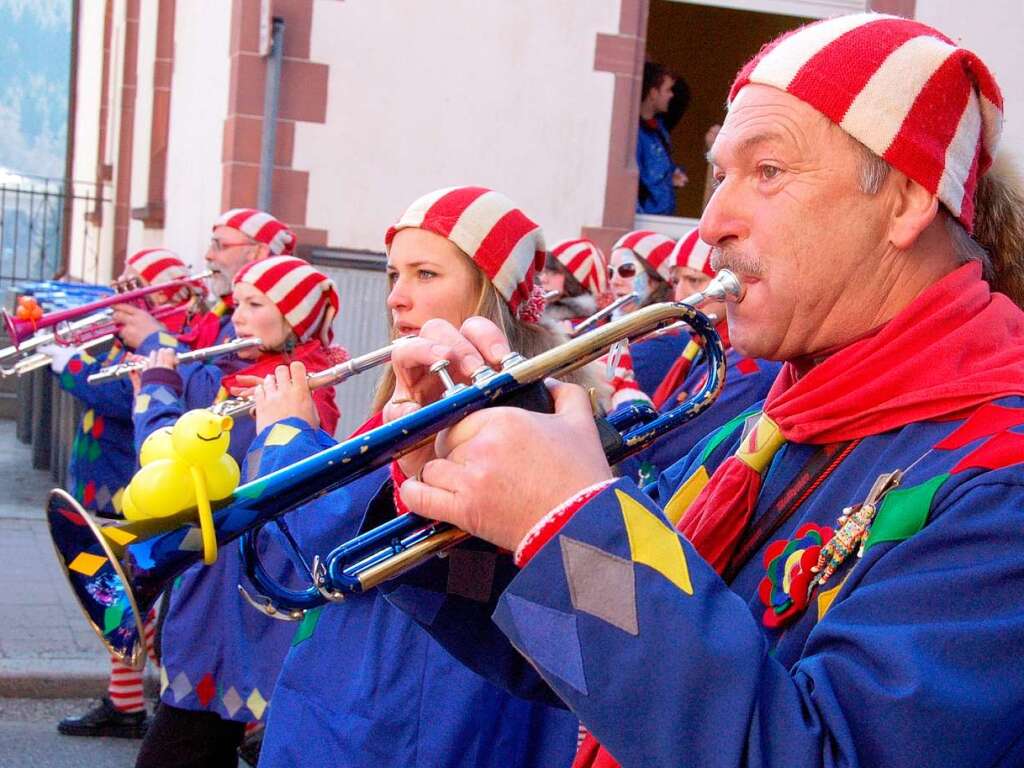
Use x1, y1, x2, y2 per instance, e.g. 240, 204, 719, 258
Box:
67, 0, 107, 282
298, 0, 621, 251
914, 0, 1024, 163
125, 0, 163, 252
160, 0, 232, 270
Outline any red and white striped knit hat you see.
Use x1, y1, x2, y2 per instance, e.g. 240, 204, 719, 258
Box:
669, 228, 715, 277
233, 256, 339, 346
126, 248, 188, 286
384, 186, 547, 323
551, 238, 608, 296
214, 208, 297, 255
729, 12, 1004, 232
611, 230, 676, 281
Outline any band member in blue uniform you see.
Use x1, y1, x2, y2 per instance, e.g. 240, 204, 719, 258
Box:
382, 15, 1024, 768
52, 248, 199, 738
133, 256, 344, 768
247, 187, 585, 767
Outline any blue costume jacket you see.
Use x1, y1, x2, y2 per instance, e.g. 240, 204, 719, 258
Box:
385, 395, 1024, 767
628, 333, 688, 398
55, 342, 136, 516
249, 419, 580, 766
131, 332, 296, 724
617, 345, 781, 484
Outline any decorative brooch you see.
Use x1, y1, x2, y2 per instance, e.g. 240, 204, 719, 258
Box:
758, 470, 903, 629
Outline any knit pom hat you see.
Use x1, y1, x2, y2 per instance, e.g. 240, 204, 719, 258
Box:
233, 256, 339, 346
611, 230, 676, 281
126, 248, 189, 286
214, 208, 297, 255
550, 238, 608, 296
384, 186, 547, 322
729, 12, 1004, 232
669, 228, 715, 277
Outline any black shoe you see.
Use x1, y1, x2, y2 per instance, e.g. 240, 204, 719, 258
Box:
57, 697, 149, 739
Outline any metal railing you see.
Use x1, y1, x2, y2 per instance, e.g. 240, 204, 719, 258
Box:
0, 170, 108, 289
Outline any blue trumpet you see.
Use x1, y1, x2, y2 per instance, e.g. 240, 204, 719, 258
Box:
46, 270, 741, 666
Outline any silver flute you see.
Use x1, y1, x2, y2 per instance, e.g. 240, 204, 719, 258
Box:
211, 337, 412, 419
569, 292, 640, 337
86, 337, 263, 385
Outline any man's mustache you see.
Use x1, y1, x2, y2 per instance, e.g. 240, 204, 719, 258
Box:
710, 248, 765, 278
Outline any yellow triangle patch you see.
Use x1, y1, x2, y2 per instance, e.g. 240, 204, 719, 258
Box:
618, 489, 693, 595
265, 422, 300, 447
817, 574, 849, 622
663, 465, 709, 527
134, 394, 151, 414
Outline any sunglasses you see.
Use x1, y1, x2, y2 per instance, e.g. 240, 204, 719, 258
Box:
608, 263, 638, 279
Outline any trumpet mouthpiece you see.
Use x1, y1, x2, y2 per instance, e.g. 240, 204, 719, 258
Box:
712, 269, 745, 304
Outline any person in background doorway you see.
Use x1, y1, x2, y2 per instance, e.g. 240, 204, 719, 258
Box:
637, 61, 691, 215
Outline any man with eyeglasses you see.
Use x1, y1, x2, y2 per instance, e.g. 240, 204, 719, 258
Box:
110, 208, 296, 351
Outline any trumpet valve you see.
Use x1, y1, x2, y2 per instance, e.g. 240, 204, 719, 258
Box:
499, 352, 526, 371
429, 359, 463, 396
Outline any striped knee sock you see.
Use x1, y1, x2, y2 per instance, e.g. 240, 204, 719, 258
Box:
108, 657, 145, 714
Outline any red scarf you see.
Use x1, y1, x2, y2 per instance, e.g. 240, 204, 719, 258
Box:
221, 340, 349, 436
178, 299, 233, 350
650, 323, 730, 410
577, 263, 1024, 768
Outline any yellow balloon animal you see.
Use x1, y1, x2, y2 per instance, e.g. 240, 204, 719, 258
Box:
122, 410, 240, 564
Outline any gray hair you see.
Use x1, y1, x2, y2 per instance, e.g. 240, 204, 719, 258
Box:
854, 139, 991, 275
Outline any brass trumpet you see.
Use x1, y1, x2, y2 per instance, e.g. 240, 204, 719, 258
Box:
86, 337, 263, 385
47, 272, 742, 665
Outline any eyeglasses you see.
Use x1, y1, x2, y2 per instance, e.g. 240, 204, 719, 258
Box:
209, 237, 257, 253
608, 263, 638, 279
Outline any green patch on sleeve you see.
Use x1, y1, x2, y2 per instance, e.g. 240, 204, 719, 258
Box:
699, 407, 759, 464
863, 473, 949, 555
291, 606, 322, 646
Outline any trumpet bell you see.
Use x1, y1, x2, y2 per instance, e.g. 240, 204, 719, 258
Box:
47, 490, 149, 666
47, 489, 200, 668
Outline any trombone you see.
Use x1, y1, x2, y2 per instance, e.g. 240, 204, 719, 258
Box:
86, 337, 263, 385
47, 271, 741, 665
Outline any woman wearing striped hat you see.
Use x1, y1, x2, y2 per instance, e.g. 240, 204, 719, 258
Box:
131, 256, 346, 768
240, 186, 584, 767
602, 230, 690, 407
540, 238, 610, 331
52, 248, 203, 739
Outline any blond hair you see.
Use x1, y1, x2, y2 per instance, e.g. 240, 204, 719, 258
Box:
371, 257, 604, 413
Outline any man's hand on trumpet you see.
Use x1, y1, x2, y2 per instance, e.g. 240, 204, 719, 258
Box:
252, 361, 320, 434
393, 316, 613, 553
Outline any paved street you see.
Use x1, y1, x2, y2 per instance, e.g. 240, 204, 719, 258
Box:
0, 698, 140, 767
0, 420, 146, 765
